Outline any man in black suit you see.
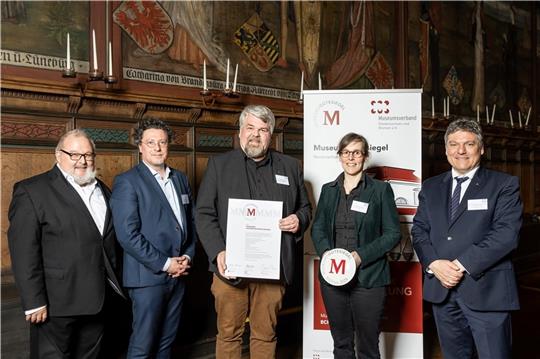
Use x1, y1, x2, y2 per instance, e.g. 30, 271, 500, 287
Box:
196, 105, 312, 359
8, 129, 125, 358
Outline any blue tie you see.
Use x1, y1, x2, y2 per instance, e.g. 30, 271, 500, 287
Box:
450, 176, 469, 220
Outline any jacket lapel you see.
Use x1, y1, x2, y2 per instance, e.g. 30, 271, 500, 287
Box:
98, 180, 114, 239
136, 163, 181, 227
49, 166, 102, 237
436, 172, 452, 229
270, 152, 290, 214
170, 172, 188, 235
353, 176, 375, 232
232, 149, 254, 200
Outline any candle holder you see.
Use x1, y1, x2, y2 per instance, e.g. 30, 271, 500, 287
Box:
88, 70, 104, 81
104, 75, 118, 84
224, 89, 239, 98
62, 68, 76, 78
200, 88, 241, 107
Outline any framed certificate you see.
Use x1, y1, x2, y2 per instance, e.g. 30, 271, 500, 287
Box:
225, 198, 283, 280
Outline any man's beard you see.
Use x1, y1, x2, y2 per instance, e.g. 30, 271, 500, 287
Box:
73, 168, 97, 186
243, 137, 267, 159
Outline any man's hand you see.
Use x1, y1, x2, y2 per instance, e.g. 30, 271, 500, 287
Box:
216, 251, 236, 280
279, 214, 300, 233
26, 307, 47, 324
351, 251, 362, 268
167, 256, 191, 278
429, 259, 464, 289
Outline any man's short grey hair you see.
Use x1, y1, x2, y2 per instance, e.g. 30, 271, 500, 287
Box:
444, 118, 483, 146
56, 129, 96, 153
239, 105, 275, 134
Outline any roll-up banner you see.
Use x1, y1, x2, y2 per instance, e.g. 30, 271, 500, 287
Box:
303, 89, 423, 358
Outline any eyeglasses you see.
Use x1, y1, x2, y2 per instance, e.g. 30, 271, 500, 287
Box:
143, 140, 168, 148
244, 125, 271, 135
339, 150, 364, 158
60, 149, 96, 162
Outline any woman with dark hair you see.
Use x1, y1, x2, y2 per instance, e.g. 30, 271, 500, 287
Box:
311, 132, 401, 359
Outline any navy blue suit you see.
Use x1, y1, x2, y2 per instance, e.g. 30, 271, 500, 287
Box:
111, 163, 196, 358
412, 167, 521, 358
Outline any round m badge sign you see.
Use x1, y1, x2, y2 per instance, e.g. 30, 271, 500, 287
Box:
320, 248, 357, 286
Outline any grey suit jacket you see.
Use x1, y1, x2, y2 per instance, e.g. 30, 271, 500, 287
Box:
195, 149, 312, 285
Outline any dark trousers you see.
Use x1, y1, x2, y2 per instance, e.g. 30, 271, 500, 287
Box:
127, 279, 185, 359
432, 290, 512, 359
30, 313, 104, 359
320, 282, 386, 359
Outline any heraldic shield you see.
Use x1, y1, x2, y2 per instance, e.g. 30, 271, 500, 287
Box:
234, 13, 279, 72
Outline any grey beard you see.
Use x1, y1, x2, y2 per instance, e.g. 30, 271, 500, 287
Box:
73, 168, 97, 186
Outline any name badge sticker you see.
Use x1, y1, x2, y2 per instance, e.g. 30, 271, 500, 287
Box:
181, 194, 190, 205
467, 198, 488, 211
275, 174, 289, 186
351, 200, 369, 213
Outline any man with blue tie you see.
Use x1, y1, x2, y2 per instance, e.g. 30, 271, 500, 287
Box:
111, 118, 196, 358
412, 118, 522, 359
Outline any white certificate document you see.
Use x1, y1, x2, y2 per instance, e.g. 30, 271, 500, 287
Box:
225, 198, 283, 280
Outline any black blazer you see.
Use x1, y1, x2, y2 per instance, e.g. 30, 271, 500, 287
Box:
196, 149, 312, 285
8, 166, 125, 316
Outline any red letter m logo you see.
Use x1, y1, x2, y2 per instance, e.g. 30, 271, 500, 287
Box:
329, 259, 346, 274
247, 208, 256, 216
323, 110, 340, 126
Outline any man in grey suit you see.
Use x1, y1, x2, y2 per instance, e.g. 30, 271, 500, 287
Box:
196, 105, 312, 359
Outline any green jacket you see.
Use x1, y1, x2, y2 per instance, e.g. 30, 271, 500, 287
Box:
311, 173, 401, 288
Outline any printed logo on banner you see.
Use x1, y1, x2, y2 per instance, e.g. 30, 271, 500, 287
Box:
370, 99, 391, 114
380, 261, 423, 333
313, 100, 346, 127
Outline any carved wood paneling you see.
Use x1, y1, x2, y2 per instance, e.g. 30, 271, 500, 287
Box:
195, 128, 236, 152
167, 153, 195, 190
94, 151, 137, 189
195, 155, 211, 192
1, 114, 69, 145
1, 148, 56, 273
170, 126, 194, 149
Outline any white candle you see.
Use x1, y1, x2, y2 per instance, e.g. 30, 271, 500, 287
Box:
485, 105, 489, 124
108, 41, 113, 76
66, 33, 71, 70
447, 96, 450, 117
431, 96, 435, 118
518, 111, 522, 128
476, 105, 480, 122
318, 72, 322, 90
203, 60, 207, 91
443, 98, 446, 117
225, 58, 230, 90
233, 63, 238, 92
300, 71, 304, 100
525, 107, 532, 127
92, 29, 98, 71
491, 104, 496, 124
509, 110, 514, 128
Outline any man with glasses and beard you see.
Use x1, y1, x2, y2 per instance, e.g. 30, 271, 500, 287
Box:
196, 105, 312, 359
8, 129, 125, 358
